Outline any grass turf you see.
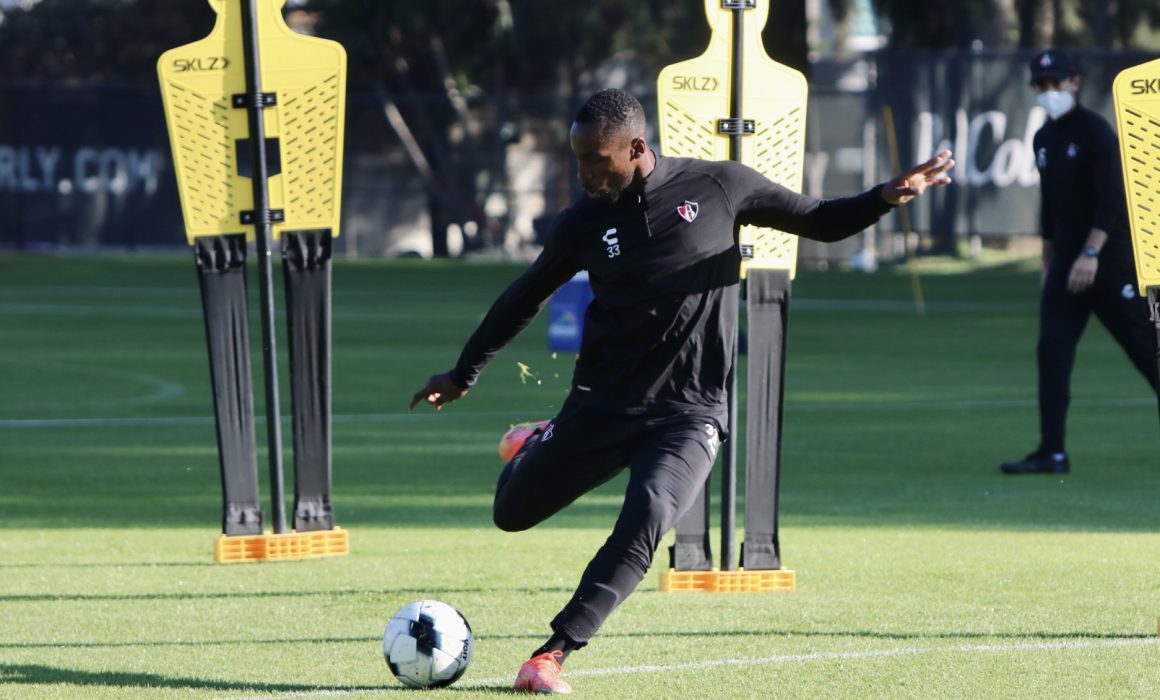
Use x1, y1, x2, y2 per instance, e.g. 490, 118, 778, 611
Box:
1, 253, 1158, 698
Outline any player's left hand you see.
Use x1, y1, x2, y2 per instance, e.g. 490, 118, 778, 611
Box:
882, 150, 955, 205
1067, 255, 1098, 294
409, 371, 468, 412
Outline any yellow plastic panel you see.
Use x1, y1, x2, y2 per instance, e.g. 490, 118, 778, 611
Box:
1113, 58, 1160, 291
158, 0, 346, 244
660, 568, 796, 593
657, 0, 807, 278
214, 527, 349, 563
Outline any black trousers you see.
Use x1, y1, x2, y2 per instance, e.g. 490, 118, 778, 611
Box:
1038, 261, 1160, 453
493, 398, 722, 645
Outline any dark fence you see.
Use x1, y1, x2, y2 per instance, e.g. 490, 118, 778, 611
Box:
0, 82, 181, 250
869, 49, 1158, 249
1, 49, 1155, 256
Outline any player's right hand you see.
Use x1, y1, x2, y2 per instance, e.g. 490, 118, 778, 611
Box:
409, 372, 468, 412
1067, 255, 1098, 295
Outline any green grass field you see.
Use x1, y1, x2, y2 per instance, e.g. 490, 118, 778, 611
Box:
1, 253, 1158, 699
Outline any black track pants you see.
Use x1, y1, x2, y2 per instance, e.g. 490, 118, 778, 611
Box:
1037, 263, 1160, 453
493, 399, 721, 645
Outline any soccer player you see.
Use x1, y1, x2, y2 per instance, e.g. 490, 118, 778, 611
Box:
999, 51, 1160, 475
410, 88, 953, 694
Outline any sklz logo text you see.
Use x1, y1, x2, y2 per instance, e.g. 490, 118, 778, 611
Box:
671, 76, 719, 92
172, 57, 231, 73
1130, 78, 1160, 95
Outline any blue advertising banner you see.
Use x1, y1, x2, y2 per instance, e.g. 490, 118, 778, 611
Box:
0, 83, 181, 249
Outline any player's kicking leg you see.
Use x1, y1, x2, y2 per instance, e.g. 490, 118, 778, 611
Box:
506, 412, 720, 693
492, 401, 637, 692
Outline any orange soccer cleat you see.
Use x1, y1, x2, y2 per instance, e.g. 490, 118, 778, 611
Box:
498, 420, 549, 462
514, 650, 572, 694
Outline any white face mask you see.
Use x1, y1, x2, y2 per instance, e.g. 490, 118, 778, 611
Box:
1037, 90, 1075, 120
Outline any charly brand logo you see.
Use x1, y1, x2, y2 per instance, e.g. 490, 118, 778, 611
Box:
676, 200, 699, 222
1122, 284, 1136, 300
1036, 147, 1047, 169
1066, 143, 1079, 158
602, 228, 620, 258
704, 423, 720, 457
172, 57, 231, 72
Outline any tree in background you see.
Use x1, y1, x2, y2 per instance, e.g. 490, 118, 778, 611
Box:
765, 0, 809, 74
1070, 0, 1160, 49
874, 0, 1021, 49
0, 0, 213, 82
294, 0, 717, 254
873, 0, 1158, 49
1018, 0, 1056, 47
1, 0, 1155, 255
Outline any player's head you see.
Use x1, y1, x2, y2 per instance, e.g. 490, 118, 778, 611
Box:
570, 89, 649, 201
1029, 50, 1081, 121
1029, 50, 1082, 93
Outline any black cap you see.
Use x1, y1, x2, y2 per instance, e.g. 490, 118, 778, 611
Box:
1029, 50, 1080, 84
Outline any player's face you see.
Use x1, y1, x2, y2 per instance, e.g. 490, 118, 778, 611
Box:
1031, 76, 1080, 94
570, 122, 638, 202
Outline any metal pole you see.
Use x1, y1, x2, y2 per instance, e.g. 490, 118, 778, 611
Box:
721, 0, 746, 572
239, 0, 287, 534
1150, 286, 1160, 429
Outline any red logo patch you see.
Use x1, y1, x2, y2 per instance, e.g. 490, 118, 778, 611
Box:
676, 200, 699, 222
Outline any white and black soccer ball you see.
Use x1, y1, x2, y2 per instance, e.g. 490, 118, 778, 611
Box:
383, 600, 474, 689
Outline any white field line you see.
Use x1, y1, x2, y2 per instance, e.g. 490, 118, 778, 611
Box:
218, 636, 1159, 700
2, 396, 1154, 430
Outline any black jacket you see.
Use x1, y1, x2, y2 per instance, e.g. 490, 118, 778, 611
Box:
1033, 105, 1132, 266
450, 155, 894, 419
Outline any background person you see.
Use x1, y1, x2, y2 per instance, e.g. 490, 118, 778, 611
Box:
1000, 50, 1160, 475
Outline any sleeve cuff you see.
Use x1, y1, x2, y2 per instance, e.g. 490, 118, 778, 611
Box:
448, 367, 472, 390
872, 184, 898, 210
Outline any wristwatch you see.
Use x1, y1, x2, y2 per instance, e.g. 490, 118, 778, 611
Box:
1082, 245, 1100, 258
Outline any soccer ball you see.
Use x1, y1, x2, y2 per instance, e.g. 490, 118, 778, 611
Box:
383, 600, 474, 689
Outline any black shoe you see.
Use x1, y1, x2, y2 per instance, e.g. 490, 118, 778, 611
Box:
1000, 450, 1069, 475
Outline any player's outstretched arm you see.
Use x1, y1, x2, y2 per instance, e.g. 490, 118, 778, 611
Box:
881, 150, 955, 205
409, 372, 468, 412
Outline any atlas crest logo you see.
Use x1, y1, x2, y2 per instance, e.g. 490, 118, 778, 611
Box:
1129, 78, 1160, 95
172, 57, 231, 72
676, 200, 699, 222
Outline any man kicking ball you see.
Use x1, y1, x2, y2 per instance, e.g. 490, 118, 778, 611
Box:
410, 88, 953, 694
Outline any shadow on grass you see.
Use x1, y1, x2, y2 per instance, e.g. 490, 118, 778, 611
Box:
0, 561, 219, 569
2, 257, 1155, 537
0, 663, 389, 694
2, 628, 1151, 652
487, 628, 1157, 643
0, 585, 574, 604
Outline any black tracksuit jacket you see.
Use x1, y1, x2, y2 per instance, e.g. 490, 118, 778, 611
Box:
449, 154, 895, 422
1034, 104, 1133, 267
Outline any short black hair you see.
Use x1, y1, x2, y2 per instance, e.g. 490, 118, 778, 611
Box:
574, 88, 645, 138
